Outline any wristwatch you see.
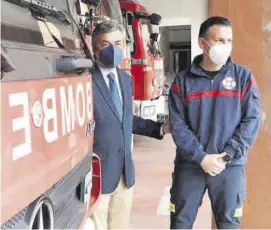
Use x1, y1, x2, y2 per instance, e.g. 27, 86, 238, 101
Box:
222, 154, 231, 164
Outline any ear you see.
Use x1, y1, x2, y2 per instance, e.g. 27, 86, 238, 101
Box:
198, 37, 204, 49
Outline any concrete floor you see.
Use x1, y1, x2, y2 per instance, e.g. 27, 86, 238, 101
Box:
130, 134, 212, 229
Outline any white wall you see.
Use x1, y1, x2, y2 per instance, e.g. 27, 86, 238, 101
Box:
138, 0, 209, 60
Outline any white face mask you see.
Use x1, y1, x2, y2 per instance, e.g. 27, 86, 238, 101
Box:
203, 40, 232, 65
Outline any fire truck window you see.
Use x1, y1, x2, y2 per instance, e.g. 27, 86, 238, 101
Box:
141, 19, 150, 52
43, 0, 78, 49
1, 0, 78, 50
127, 13, 135, 54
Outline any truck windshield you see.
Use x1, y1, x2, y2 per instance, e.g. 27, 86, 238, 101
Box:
125, 12, 135, 54
141, 19, 151, 53
141, 18, 162, 55
126, 13, 161, 56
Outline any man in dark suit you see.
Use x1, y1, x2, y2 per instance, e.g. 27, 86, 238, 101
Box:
91, 20, 170, 229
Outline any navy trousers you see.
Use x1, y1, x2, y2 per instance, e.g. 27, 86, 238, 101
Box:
170, 163, 246, 229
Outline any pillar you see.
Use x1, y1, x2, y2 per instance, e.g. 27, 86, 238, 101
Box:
209, 0, 271, 228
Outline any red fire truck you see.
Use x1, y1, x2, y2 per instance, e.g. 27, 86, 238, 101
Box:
1, 0, 100, 229
120, 0, 168, 122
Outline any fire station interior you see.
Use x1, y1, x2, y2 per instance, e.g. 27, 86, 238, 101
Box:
1, 0, 271, 229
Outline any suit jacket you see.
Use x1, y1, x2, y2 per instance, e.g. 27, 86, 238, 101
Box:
92, 66, 163, 194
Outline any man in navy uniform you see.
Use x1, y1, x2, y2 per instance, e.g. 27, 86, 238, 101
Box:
169, 16, 261, 229
91, 20, 170, 229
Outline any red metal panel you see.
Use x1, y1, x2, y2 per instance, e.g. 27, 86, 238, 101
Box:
1, 74, 94, 222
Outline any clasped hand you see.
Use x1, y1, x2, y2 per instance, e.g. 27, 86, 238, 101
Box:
200, 152, 227, 176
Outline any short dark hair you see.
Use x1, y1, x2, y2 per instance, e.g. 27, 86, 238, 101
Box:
92, 20, 124, 51
199, 16, 231, 38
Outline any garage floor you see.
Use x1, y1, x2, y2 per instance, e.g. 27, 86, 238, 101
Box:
130, 135, 212, 229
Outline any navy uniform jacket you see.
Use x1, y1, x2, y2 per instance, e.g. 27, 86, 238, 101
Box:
169, 55, 261, 167
92, 66, 163, 194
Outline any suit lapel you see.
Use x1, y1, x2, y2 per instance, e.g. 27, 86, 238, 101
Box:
93, 67, 121, 122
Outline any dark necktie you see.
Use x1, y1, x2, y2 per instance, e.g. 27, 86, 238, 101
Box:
107, 72, 123, 120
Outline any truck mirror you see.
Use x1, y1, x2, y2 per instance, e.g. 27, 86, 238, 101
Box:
150, 33, 159, 42
88, 8, 95, 21
149, 13, 162, 25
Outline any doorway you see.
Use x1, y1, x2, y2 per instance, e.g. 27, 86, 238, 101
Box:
159, 25, 191, 85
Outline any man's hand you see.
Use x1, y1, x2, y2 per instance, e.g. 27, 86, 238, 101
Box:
162, 121, 171, 135
200, 153, 227, 176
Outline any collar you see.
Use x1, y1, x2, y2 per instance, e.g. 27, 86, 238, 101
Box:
98, 65, 118, 78
190, 54, 233, 77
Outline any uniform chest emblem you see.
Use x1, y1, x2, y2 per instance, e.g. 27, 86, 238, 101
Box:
222, 77, 236, 90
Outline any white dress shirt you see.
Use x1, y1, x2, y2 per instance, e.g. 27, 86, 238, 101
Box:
98, 66, 123, 104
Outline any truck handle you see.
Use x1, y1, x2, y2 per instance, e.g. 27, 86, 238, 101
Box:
56, 56, 93, 73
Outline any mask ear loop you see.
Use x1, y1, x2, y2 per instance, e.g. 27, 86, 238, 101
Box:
201, 38, 212, 56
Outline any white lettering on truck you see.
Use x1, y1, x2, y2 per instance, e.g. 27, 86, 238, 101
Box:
8, 92, 32, 160
76, 83, 85, 127
8, 82, 92, 161
60, 85, 75, 136
43, 88, 58, 143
